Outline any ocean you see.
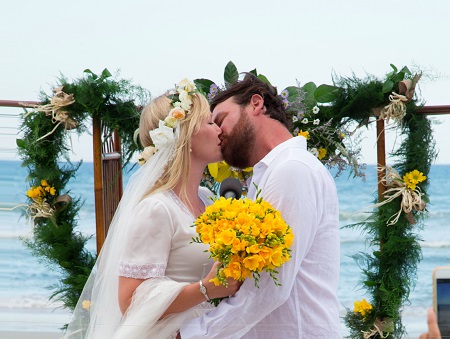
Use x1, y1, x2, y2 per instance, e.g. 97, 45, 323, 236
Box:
0, 160, 449, 337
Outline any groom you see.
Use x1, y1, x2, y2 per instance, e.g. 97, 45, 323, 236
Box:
180, 74, 341, 338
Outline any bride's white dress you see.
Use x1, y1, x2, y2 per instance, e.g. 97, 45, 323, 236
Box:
113, 187, 215, 339
66, 187, 215, 339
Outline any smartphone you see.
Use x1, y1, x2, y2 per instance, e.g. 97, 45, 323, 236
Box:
433, 266, 450, 336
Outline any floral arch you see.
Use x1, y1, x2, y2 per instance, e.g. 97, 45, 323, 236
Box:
17, 62, 439, 337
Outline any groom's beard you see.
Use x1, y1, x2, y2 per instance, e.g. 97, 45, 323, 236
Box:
222, 109, 255, 169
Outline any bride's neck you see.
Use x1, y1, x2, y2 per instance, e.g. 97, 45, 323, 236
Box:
173, 164, 205, 202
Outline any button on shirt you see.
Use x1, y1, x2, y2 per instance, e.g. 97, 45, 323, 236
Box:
180, 137, 341, 338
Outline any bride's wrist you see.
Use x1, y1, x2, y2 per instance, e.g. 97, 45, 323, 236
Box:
198, 279, 210, 301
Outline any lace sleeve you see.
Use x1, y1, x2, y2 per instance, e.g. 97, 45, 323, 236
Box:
118, 262, 166, 279
118, 196, 174, 278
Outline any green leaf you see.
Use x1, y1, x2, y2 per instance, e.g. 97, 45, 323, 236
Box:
386, 64, 398, 78
83, 69, 97, 80
314, 84, 340, 103
21, 159, 33, 167
399, 66, 411, 75
284, 86, 300, 98
224, 61, 239, 84
301, 82, 317, 106
249, 68, 258, 76
16, 138, 26, 149
194, 78, 215, 95
25, 173, 36, 182
101, 68, 112, 80
392, 72, 405, 83
257, 74, 271, 85
302, 82, 317, 95
382, 80, 394, 93
364, 280, 379, 287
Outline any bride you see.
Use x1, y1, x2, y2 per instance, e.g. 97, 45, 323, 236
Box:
64, 79, 240, 338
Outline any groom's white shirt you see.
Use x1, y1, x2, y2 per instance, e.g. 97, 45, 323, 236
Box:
180, 136, 341, 338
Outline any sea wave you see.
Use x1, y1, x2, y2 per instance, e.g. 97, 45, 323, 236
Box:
421, 241, 450, 248
339, 211, 371, 222
0, 295, 65, 309
0, 202, 25, 211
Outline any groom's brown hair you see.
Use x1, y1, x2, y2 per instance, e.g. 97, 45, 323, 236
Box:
210, 73, 292, 130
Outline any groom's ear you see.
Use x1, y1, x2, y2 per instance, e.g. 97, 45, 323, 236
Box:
249, 94, 264, 116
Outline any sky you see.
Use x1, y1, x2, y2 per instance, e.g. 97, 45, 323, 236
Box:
1, 0, 450, 164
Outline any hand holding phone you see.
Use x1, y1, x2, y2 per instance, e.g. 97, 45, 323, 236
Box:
433, 266, 450, 336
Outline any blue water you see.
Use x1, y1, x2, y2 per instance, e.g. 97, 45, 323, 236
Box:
0, 160, 449, 335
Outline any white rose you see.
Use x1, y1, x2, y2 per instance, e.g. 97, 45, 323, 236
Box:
149, 120, 175, 149
169, 107, 186, 120
181, 101, 192, 111
177, 78, 196, 92
164, 116, 179, 129
137, 146, 157, 166
179, 90, 192, 105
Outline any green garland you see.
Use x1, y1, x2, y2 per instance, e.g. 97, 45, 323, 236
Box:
16, 69, 149, 311
339, 66, 436, 338
17, 64, 436, 338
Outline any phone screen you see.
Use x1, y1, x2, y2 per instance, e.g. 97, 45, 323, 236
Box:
437, 278, 450, 336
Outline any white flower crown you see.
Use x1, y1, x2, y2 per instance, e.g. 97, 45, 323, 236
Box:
137, 79, 197, 166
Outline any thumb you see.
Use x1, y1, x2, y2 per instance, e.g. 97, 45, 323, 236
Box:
427, 308, 441, 337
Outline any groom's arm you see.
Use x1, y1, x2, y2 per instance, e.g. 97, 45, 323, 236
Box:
180, 161, 320, 338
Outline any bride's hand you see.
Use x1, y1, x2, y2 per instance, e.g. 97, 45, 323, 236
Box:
202, 262, 242, 299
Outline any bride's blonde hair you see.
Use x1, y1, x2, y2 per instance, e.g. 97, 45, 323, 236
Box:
139, 92, 211, 202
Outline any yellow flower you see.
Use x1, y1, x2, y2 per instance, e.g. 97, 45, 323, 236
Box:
284, 229, 294, 247
82, 300, 91, 310
298, 130, 310, 140
353, 298, 373, 317
207, 161, 252, 182
258, 246, 273, 261
210, 276, 222, 286
223, 261, 242, 280
246, 244, 261, 254
403, 169, 426, 190
207, 161, 234, 182
26, 187, 36, 198
193, 195, 293, 289
41, 180, 49, 187
318, 148, 327, 160
243, 254, 264, 271
217, 229, 236, 246
269, 247, 285, 267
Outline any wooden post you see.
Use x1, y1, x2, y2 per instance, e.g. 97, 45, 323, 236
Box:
113, 130, 123, 199
376, 117, 386, 251
376, 118, 386, 200
93, 115, 105, 254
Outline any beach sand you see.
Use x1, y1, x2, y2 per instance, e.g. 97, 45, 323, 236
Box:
0, 306, 69, 339
0, 306, 429, 338
0, 331, 62, 339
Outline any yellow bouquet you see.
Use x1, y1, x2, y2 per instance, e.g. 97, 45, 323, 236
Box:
192, 194, 294, 290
